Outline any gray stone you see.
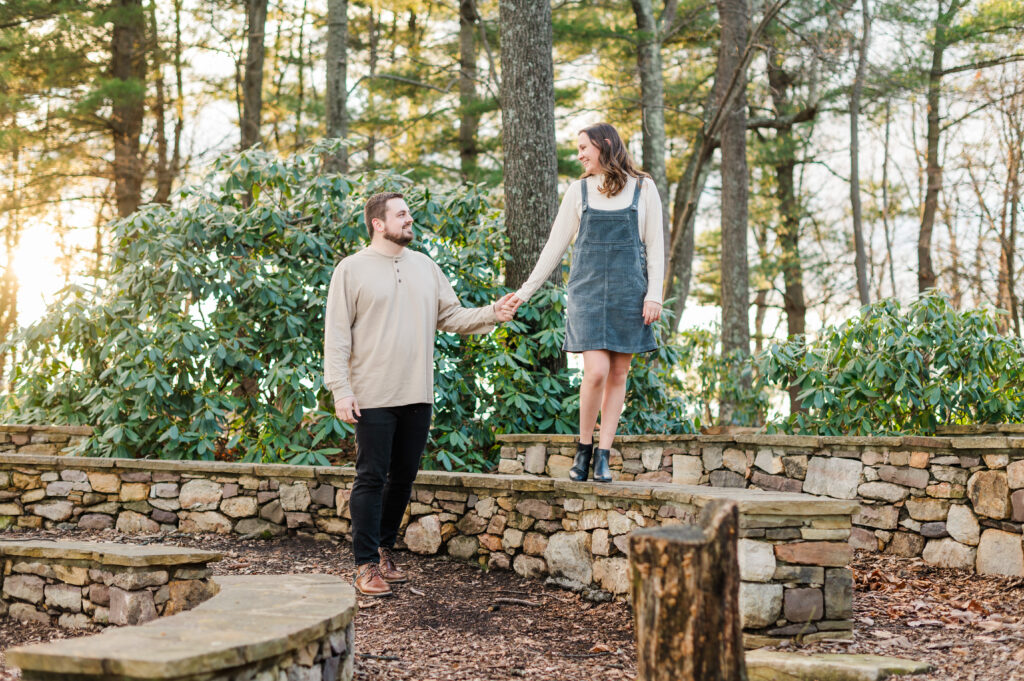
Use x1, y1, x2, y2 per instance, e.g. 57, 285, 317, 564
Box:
516, 498, 553, 519
57, 613, 92, 630
968, 471, 1011, 519
44, 584, 83, 612
544, 532, 592, 586
784, 587, 823, 621
30, 500, 73, 521
78, 514, 114, 530
285, 512, 313, 529
738, 539, 776, 582
853, 504, 898, 530
497, 459, 524, 474
524, 445, 547, 474
310, 484, 335, 508
592, 557, 629, 594
710, 470, 746, 488
513, 554, 547, 579
1008, 459, 1024, 489
404, 515, 442, 554
260, 499, 285, 524
1013, 490, 1024, 522
877, 465, 929, 489
702, 447, 723, 471
739, 582, 783, 628
782, 455, 808, 480
3, 574, 44, 603
60, 469, 88, 483
446, 535, 479, 560
178, 479, 222, 510
803, 457, 863, 499
46, 481, 88, 496
884, 532, 925, 557
456, 512, 488, 535
932, 465, 968, 485
857, 482, 909, 503
774, 566, 825, 584
488, 552, 511, 571
149, 498, 181, 512
642, 447, 663, 471
279, 483, 312, 512
671, 455, 702, 485
920, 522, 948, 538
977, 529, 1024, 577
116, 510, 160, 534
108, 587, 157, 625
151, 509, 178, 524
108, 570, 169, 590
9, 603, 49, 625
220, 496, 258, 518
824, 569, 853, 619
922, 538, 976, 570
149, 482, 179, 498
946, 504, 980, 545
235, 518, 286, 536
179, 511, 232, 533
905, 497, 950, 522
849, 527, 879, 551
754, 449, 784, 475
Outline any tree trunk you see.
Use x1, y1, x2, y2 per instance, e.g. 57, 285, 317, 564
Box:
919, 0, 961, 292
850, 0, 871, 305
665, 124, 712, 324
629, 500, 746, 681
240, 0, 268, 150
110, 0, 146, 217
499, 0, 558, 290
459, 0, 480, 180
766, 46, 806, 415
715, 0, 751, 419
630, 0, 670, 267
325, 0, 349, 172
881, 98, 897, 297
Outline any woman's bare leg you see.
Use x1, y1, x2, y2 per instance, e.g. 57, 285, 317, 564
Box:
579, 350, 611, 444
597, 352, 632, 449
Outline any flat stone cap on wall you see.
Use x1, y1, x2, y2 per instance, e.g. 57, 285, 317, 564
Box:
7, 574, 357, 679
0, 540, 221, 567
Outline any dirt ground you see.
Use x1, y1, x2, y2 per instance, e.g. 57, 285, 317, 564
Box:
1, 529, 1023, 680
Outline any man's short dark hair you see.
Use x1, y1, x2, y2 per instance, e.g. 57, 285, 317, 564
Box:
364, 192, 404, 240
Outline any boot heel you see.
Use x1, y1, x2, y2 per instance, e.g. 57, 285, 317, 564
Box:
569, 442, 593, 481
592, 448, 612, 482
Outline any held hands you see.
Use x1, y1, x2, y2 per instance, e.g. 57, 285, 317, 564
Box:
335, 396, 361, 424
643, 300, 662, 325
493, 293, 524, 322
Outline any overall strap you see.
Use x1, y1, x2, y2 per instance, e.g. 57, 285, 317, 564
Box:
630, 176, 644, 211
580, 178, 589, 212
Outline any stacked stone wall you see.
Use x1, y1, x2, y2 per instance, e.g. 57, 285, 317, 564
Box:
0, 452, 855, 642
0, 425, 92, 456
499, 429, 1024, 576
0, 541, 219, 629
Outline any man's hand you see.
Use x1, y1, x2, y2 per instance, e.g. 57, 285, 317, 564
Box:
335, 396, 361, 424
643, 301, 662, 325
493, 292, 523, 322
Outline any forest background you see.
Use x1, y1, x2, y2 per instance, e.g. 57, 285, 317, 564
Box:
1, 0, 1023, 470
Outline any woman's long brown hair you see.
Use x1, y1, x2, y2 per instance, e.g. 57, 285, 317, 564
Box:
579, 122, 649, 197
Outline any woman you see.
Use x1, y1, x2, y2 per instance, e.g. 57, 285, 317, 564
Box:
509, 122, 664, 482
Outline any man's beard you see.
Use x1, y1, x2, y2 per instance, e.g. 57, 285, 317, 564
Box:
384, 228, 413, 246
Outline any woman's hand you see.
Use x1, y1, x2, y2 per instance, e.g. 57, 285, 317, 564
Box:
643, 300, 662, 325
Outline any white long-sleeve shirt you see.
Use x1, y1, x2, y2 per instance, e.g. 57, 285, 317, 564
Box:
513, 174, 665, 304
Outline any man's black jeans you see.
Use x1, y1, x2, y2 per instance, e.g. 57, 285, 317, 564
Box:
350, 402, 432, 566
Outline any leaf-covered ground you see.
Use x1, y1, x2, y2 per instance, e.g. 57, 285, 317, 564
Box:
1, 530, 1023, 680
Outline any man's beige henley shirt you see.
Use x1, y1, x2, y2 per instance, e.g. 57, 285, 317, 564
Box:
324, 246, 499, 409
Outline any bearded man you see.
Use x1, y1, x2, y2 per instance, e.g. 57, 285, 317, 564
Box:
324, 191, 516, 596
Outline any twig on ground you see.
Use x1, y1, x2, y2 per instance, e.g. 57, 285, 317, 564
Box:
494, 597, 540, 607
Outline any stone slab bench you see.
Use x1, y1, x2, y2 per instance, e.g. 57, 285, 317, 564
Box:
0, 540, 220, 629
7, 573, 356, 681
0, 452, 856, 642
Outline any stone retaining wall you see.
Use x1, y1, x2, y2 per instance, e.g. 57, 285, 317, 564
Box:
0, 425, 92, 456
498, 431, 1024, 576
0, 540, 220, 629
0, 453, 856, 643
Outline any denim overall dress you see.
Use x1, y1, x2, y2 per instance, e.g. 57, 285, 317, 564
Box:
563, 177, 657, 354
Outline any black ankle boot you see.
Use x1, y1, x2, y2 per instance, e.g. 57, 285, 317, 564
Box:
569, 442, 593, 481
592, 448, 612, 482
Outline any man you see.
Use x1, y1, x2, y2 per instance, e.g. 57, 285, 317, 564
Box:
324, 191, 516, 597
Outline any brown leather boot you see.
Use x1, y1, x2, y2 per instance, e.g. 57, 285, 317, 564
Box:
378, 547, 408, 583
354, 563, 393, 597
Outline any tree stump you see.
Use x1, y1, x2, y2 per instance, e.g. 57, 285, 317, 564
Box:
629, 500, 747, 681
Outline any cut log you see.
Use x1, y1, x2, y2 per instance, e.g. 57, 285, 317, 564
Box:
629, 500, 747, 681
